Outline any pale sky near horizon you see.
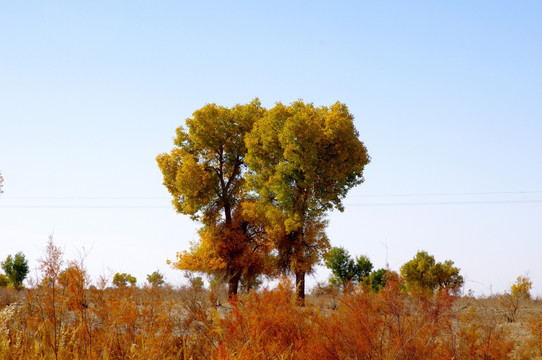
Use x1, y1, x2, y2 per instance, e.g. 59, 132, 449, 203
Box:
1, 1, 541, 296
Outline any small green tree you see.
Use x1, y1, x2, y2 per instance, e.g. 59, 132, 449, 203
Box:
368, 268, 388, 292
113, 272, 137, 287
400, 251, 463, 293
325, 247, 373, 288
1, 252, 30, 290
355, 256, 373, 281
146, 270, 165, 287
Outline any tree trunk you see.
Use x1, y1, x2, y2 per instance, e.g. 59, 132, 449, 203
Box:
295, 270, 305, 306
227, 271, 241, 299
224, 201, 232, 224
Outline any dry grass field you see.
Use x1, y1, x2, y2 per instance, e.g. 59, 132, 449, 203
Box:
1, 274, 541, 360
0, 242, 540, 359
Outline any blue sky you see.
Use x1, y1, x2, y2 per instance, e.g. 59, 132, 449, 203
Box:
1, 1, 541, 295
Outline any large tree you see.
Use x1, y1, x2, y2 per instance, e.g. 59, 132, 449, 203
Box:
157, 99, 269, 296
245, 100, 369, 304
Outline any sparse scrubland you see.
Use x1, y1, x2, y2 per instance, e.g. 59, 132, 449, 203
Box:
2, 100, 541, 358
0, 238, 541, 360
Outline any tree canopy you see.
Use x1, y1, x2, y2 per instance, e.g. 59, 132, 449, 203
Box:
147, 270, 165, 287
245, 100, 370, 304
1, 252, 29, 290
400, 251, 464, 293
113, 272, 137, 287
325, 247, 373, 287
157, 99, 271, 296
158, 99, 369, 303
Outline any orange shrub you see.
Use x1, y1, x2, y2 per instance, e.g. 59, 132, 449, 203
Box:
311, 276, 456, 360
528, 315, 542, 356
215, 280, 314, 360
453, 306, 515, 360
0, 240, 537, 360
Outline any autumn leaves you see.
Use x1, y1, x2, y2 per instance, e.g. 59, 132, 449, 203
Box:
156, 99, 369, 303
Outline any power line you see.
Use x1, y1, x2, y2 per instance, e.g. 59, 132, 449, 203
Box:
1, 190, 540, 209
1, 190, 541, 200
1, 197, 167, 200
349, 190, 542, 197
1, 200, 541, 209
0, 205, 169, 209
346, 200, 542, 207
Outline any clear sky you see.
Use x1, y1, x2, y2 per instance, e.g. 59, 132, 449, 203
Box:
1, 1, 541, 296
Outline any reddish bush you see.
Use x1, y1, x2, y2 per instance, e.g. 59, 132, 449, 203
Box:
215, 280, 315, 359
453, 306, 515, 360
0, 241, 536, 360
311, 276, 456, 360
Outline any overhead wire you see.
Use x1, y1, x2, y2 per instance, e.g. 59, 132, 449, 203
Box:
0, 190, 541, 208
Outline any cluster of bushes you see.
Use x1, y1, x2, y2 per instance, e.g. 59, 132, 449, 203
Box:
1, 238, 541, 359
325, 247, 464, 294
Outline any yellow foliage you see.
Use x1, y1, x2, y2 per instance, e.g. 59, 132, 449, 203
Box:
245, 100, 369, 302
511, 275, 532, 299
158, 100, 270, 295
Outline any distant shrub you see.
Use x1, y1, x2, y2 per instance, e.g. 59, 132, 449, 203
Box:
1, 252, 29, 290
500, 275, 533, 322
368, 267, 389, 292
325, 247, 373, 288
400, 250, 463, 293
511, 275, 532, 299
113, 272, 137, 287
146, 270, 165, 287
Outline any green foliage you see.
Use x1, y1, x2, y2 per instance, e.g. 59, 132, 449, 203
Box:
400, 251, 464, 293
159, 99, 369, 303
0, 274, 8, 287
245, 100, 369, 303
368, 268, 388, 292
355, 256, 373, 281
325, 247, 373, 287
158, 99, 270, 296
1, 252, 29, 290
156, 99, 264, 223
147, 270, 165, 287
325, 247, 351, 286
113, 272, 137, 287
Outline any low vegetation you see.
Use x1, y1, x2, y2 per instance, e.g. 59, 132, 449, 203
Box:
0, 238, 541, 359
